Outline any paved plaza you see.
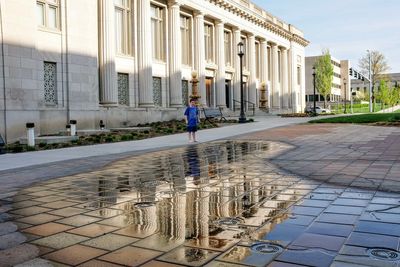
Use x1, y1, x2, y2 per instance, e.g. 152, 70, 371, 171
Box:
1, 117, 400, 266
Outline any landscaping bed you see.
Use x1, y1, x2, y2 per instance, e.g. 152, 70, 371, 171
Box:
4, 118, 239, 153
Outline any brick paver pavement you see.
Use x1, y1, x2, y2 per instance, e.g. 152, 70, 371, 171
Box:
1, 122, 400, 266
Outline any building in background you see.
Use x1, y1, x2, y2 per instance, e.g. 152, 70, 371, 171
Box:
351, 72, 400, 95
305, 56, 351, 109
0, 0, 308, 142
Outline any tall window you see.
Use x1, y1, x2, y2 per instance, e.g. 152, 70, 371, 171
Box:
151, 5, 165, 61
224, 31, 232, 67
37, 0, 60, 29
255, 42, 260, 79
297, 66, 301, 85
204, 23, 214, 63
180, 15, 191, 66
115, 0, 132, 55
44, 62, 57, 105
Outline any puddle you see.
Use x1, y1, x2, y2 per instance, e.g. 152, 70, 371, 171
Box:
3, 140, 400, 266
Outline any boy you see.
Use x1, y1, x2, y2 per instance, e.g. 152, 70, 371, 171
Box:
184, 98, 199, 142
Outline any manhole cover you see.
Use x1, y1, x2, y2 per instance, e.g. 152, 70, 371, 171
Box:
216, 217, 243, 226
367, 248, 400, 261
134, 202, 155, 208
251, 243, 283, 254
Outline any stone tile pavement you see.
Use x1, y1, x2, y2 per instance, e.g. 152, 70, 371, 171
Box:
1, 117, 400, 266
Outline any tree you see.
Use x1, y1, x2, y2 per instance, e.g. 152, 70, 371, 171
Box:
377, 80, 389, 110
389, 84, 400, 112
358, 50, 390, 88
314, 50, 334, 108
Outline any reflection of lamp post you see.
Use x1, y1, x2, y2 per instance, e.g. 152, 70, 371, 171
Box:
344, 78, 347, 113
312, 66, 316, 116
237, 42, 246, 123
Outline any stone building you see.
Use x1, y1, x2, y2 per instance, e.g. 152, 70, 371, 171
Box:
0, 0, 308, 142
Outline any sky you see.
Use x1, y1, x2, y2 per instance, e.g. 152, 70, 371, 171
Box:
252, 0, 400, 73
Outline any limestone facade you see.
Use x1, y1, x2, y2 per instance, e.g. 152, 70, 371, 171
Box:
0, 0, 308, 142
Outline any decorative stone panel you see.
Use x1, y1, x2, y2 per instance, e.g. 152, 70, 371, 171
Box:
117, 73, 129, 106
153, 77, 162, 107
44, 62, 57, 105
182, 80, 189, 106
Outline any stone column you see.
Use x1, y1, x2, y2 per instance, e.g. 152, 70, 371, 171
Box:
260, 40, 267, 85
193, 11, 206, 106
260, 40, 268, 108
282, 48, 289, 109
215, 20, 225, 108
248, 35, 256, 105
168, 1, 182, 107
271, 44, 280, 109
99, 0, 117, 105
137, 0, 154, 107
233, 28, 241, 109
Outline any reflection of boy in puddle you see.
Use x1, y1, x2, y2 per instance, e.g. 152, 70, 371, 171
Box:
186, 146, 201, 184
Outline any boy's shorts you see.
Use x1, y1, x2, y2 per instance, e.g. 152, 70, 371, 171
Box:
187, 125, 198, 132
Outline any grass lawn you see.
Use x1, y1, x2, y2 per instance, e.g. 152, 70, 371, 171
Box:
309, 113, 400, 124
330, 103, 384, 114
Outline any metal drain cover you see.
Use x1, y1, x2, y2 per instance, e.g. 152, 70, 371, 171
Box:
216, 217, 243, 226
251, 243, 283, 254
367, 248, 400, 261
134, 202, 155, 208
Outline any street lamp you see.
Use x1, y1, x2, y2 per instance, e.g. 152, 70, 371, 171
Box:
367, 50, 373, 113
312, 66, 316, 116
344, 78, 347, 113
237, 42, 246, 123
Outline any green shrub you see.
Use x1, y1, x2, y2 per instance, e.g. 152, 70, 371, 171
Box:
26, 146, 36, 151
121, 134, 132, 141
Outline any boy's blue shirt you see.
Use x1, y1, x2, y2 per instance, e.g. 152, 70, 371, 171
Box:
184, 106, 198, 127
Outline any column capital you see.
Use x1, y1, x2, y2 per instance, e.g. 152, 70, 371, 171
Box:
167, 0, 182, 8
232, 26, 241, 32
279, 45, 289, 50
215, 19, 225, 26
260, 38, 267, 44
193, 10, 204, 17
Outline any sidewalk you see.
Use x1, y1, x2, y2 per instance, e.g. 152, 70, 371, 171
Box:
0, 116, 311, 172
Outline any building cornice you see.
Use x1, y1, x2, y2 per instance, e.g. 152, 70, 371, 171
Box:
208, 0, 310, 47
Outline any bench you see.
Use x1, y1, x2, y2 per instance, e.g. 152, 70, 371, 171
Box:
202, 107, 227, 124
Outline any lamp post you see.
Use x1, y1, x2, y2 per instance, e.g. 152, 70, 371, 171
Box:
312, 66, 316, 116
344, 78, 347, 113
237, 42, 246, 123
367, 50, 373, 113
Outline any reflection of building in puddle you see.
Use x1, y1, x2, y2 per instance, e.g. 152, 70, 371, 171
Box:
252, 212, 291, 240
222, 246, 252, 262
157, 193, 186, 241
186, 188, 210, 245
74, 142, 276, 248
